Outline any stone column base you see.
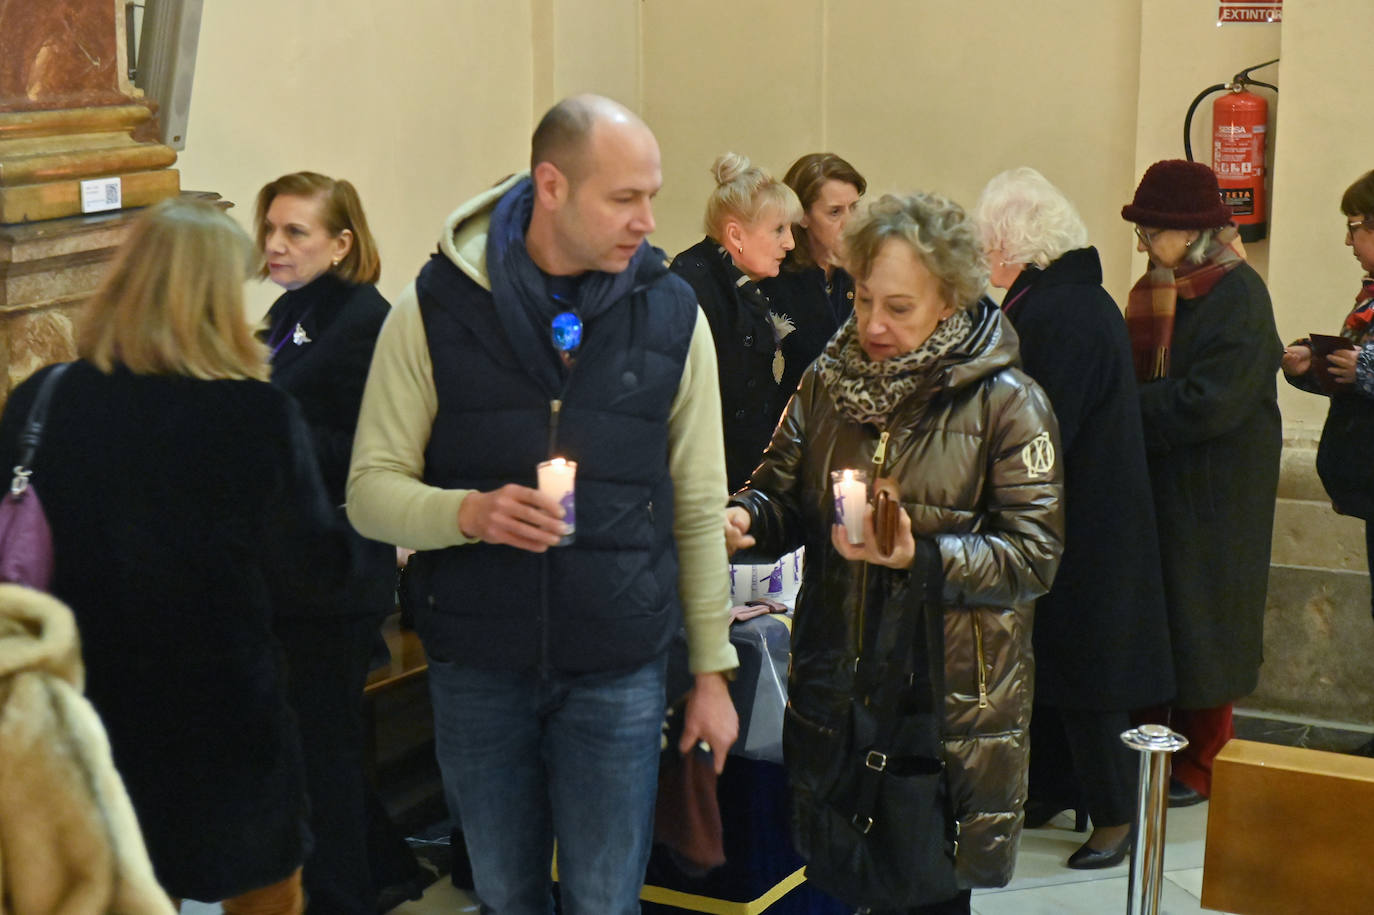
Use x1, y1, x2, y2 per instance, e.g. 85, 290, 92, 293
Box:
0, 105, 180, 223
1248, 431, 1374, 728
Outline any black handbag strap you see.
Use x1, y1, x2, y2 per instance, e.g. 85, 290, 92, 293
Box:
847, 551, 948, 837
11, 363, 70, 496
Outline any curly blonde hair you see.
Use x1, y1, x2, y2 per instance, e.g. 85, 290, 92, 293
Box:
843, 192, 988, 311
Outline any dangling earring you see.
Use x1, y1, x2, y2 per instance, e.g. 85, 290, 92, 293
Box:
737, 245, 743, 255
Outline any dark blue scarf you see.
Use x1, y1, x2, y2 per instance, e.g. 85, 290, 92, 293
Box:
486, 178, 649, 394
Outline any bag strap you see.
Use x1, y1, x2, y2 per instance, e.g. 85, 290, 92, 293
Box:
846, 545, 948, 837
11, 363, 70, 497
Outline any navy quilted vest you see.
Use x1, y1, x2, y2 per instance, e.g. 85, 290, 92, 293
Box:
413, 251, 697, 674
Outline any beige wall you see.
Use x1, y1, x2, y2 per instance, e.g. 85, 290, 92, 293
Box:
175, 0, 1374, 441
177, 0, 537, 321
639, 0, 1144, 309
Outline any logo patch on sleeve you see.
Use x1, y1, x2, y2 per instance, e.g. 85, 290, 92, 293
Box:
1021, 431, 1055, 478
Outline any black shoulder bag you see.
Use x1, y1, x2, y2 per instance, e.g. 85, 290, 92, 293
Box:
788, 570, 961, 910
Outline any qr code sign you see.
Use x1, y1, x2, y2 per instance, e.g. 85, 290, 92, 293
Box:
80, 177, 123, 214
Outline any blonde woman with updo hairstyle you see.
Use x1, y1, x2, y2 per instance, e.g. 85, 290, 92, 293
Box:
254, 170, 413, 913
669, 152, 802, 492
975, 167, 1172, 870
0, 197, 352, 913
725, 192, 1064, 912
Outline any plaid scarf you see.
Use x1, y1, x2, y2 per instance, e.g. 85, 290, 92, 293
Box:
816, 309, 973, 427
1125, 225, 1243, 382
1340, 275, 1374, 343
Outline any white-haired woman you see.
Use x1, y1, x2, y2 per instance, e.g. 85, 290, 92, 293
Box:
975, 168, 1174, 869
671, 153, 803, 492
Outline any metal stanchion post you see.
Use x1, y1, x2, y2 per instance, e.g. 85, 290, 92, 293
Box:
1121, 724, 1189, 915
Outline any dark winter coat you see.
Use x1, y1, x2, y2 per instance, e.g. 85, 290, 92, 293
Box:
0, 361, 351, 901
1138, 261, 1281, 708
1002, 247, 1174, 710
265, 273, 395, 913
265, 273, 395, 620
732, 301, 1064, 889
671, 238, 800, 492
759, 263, 854, 398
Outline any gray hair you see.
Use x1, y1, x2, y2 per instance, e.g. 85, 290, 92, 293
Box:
843, 191, 988, 312
973, 167, 1088, 269
1184, 228, 1221, 264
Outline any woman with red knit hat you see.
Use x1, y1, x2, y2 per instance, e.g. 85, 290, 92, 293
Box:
1122, 159, 1282, 806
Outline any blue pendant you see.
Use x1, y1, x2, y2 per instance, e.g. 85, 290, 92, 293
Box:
552, 311, 583, 353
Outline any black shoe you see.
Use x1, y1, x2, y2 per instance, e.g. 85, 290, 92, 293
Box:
1167, 779, 1206, 808
1066, 833, 1131, 870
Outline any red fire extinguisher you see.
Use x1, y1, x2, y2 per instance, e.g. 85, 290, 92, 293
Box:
1184, 59, 1278, 243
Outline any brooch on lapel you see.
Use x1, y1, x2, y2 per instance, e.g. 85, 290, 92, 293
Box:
768, 312, 797, 384
292, 323, 311, 346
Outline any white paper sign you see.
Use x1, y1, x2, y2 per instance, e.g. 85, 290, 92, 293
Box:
80, 177, 122, 214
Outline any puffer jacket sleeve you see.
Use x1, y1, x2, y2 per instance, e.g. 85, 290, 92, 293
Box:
933, 372, 1065, 608
728, 372, 815, 561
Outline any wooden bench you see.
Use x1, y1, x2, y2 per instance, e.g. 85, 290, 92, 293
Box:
1201, 738, 1374, 913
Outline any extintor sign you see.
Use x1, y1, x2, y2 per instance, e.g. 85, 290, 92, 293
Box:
1217, 1, 1282, 24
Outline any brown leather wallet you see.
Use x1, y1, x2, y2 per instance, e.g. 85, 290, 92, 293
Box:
874, 489, 898, 557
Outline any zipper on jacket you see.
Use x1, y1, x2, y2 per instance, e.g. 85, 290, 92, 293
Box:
971, 614, 989, 709
539, 399, 565, 677
855, 429, 892, 660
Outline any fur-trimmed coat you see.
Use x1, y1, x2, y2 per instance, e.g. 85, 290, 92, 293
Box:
0, 584, 175, 915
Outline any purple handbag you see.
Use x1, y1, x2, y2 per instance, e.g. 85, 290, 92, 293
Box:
0, 363, 69, 589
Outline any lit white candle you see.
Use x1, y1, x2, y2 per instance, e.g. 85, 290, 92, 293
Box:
536, 457, 577, 546
830, 468, 868, 545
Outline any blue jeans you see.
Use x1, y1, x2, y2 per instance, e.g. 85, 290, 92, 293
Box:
427, 656, 667, 915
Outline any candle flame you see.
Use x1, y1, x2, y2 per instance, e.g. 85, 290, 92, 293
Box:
842, 469, 854, 482
551, 457, 566, 467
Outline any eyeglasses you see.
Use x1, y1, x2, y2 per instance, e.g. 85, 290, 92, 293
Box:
1347, 218, 1374, 241
1134, 227, 1164, 246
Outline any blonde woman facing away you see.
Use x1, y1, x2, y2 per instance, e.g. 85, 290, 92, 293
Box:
0, 198, 352, 914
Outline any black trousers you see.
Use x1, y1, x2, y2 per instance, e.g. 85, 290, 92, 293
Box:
1028, 704, 1138, 828
277, 615, 381, 915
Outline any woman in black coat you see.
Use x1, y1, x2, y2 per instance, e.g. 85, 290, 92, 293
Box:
255, 172, 410, 914
0, 198, 352, 911
975, 168, 1174, 869
670, 152, 803, 492
759, 153, 867, 398
1122, 160, 1282, 804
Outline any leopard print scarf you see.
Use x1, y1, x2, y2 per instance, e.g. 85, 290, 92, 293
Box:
816, 309, 973, 427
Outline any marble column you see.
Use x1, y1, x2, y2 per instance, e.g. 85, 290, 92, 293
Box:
0, 0, 181, 222
0, 0, 189, 406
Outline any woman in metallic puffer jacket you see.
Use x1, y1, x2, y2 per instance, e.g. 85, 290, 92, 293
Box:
727, 192, 1064, 913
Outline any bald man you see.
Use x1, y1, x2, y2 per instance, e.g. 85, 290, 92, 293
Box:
347, 95, 738, 913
